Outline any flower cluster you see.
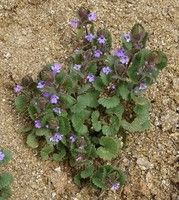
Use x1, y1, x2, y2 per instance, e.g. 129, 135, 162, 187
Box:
15, 8, 167, 191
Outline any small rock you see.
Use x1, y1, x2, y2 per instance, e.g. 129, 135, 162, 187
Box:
137, 157, 154, 170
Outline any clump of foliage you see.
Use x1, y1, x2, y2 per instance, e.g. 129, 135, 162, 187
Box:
14, 8, 167, 191
0, 150, 13, 200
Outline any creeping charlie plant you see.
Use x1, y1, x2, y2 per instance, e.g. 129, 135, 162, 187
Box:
15, 8, 167, 190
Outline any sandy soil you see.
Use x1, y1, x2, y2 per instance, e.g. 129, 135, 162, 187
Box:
0, 0, 178, 199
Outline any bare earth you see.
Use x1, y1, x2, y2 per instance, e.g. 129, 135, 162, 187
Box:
0, 0, 178, 199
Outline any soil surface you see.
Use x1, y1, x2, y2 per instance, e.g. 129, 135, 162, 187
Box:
0, 0, 178, 200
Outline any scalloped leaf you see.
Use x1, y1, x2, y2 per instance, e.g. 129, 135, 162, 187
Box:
26, 133, 39, 149
81, 164, 94, 179
117, 82, 129, 100
91, 111, 101, 132
40, 144, 54, 160
35, 128, 51, 137
98, 96, 120, 109
15, 95, 28, 112
96, 136, 120, 160
0, 173, 13, 189
59, 116, 71, 135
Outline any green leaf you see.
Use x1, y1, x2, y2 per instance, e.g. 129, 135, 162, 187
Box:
0, 173, 13, 189
77, 92, 99, 108
52, 148, 66, 162
55, 70, 66, 85
40, 144, 54, 160
96, 136, 120, 160
20, 127, 32, 134
15, 95, 28, 112
71, 113, 88, 135
92, 177, 106, 189
0, 186, 12, 199
93, 77, 105, 91
35, 128, 51, 137
61, 95, 76, 108
106, 104, 124, 118
26, 133, 39, 149
41, 109, 54, 126
81, 164, 94, 179
91, 111, 101, 132
100, 73, 109, 86
74, 174, 82, 186
128, 49, 150, 83
76, 28, 85, 38
59, 116, 71, 135
0, 150, 12, 165
98, 96, 120, 109
117, 82, 129, 100
28, 104, 37, 120
87, 62, 97, 74
102, 115, 120, 135
131, 94, 149, 105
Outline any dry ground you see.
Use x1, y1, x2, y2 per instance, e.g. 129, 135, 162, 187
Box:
0, 0, 179, 199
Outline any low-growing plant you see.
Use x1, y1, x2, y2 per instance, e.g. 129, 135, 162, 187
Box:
0, 150, 13, 200
14, 8, 167, 191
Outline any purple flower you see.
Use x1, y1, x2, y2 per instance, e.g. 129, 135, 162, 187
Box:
69, 134, 77, 143
69, 19, 80, 29
114, 48, 129, 65
88, 12, 97, 21
50, 95, 59, 104
15, 84, 23, 93
101, 66, 112, 75
114, 48, 126, 58
94, 49, 103, 58
123, 33, 131, 42
53, 107, 61, 115
120, 55, 129, 64
85, 33, 95, 42
98, 35, 106, 44
35, 120, 41, 129
37, 81, 45, 89
74, 64, 81, 71
111, 182, 120, 191
139, 83, 148, 91
50, 133, 63, 143
43, 92, 50, 98
87, 73, 95, 83
51, 63, 62, 75
0, 151, 5, 161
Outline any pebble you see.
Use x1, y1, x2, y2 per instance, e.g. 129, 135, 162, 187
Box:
137, 157, 154, 170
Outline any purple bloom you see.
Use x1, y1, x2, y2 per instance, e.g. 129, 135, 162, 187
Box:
15, 84, 23, 93
123, 32, 131, 42
43, 92, 50, 98
0, 151, 5, 161
53, 107, 61, 115
139, 83, 148, 91
111, 182, 120, 191
37, 81, 45, 89
98, 35, 106, 44
120, 55, 129, 64
35, 120, 41, 129
88, 12, 97, 21
74, 64, 81, 71
69, 19, 80, 29
69, 134, 77, 143
101, 66, 112, 75
114, 48, 126, 58
50, 133, 63, 143
114, 48, 129, 65
94, 49, 103, 58
51, 63, 62, 75
85, 33, 95, 42
87, 73, 95, 83
50, 95, 59, 104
